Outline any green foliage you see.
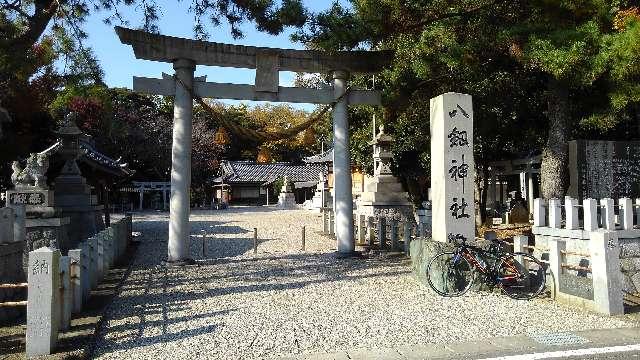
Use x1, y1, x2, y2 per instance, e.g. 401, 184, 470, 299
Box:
272, 177, 285, 197
201, 101, 331, 163
293, 0, 640, 202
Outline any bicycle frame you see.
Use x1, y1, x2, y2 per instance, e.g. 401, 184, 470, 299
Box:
453, 243, 522, 284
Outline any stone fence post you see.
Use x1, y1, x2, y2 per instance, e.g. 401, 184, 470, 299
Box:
27, 247, 61, 357
322, 209, 328, 234
565, 197, 579, 230
390, 219, 398, 250
107, 227, 116, 267
79, 241, 91, 302
584, 199, 598, 231
589, 231, 624, 315
357, 214, 366, 244
88, 236, 98, 289
68, 249, 83, 314
548, 198, 562, 229
367, 217, 375, 247
601, 198, 615, 230
329, 210, 335, 237
96, 233, 105, 283
533, 198, 546, 227
376, 216, 386, 249
512, 235, 528, 265
548, 237, 566, 299
59, 256, 72, 332
636, 199, 640, 227
619, 198, 633, 230
403, 221, 412, 255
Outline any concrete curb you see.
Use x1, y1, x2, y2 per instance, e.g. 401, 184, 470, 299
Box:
283, 326, 640, 360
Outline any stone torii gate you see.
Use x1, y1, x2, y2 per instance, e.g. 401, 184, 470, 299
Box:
116, 27, 391, 264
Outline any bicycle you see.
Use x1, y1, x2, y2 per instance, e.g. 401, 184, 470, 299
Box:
426, 237, 546, 300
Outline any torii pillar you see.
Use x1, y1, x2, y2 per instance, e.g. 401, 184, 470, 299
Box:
168, 59, 195, 264
115, 26, 390, 261
332, 70, 354, 253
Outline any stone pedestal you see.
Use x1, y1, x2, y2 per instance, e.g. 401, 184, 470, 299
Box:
23, 217, 70, 276
357, 175, 414, 221
6, 188, 55, 218
277, 177, 297, 209
356, 126, 413, 223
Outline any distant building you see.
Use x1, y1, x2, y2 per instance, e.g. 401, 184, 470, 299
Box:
215, 160, 326, 205
303, 148, 366, 197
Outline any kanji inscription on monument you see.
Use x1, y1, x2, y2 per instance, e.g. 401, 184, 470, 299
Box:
430, 93, 475, 243
9, 192, 45, 205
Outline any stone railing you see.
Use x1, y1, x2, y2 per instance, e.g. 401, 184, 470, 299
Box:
321, 208, 427, 254
529, 197, 640, 315
25, 215, 132, 357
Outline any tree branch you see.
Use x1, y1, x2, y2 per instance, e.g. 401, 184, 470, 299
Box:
400, 0, 507, 33
9, 0, 58, 52
1, 0, 30, 18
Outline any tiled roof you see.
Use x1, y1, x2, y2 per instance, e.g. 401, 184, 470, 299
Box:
39, 139, 133, 177
80, 140, 134, 176
221, 161, 326, 184
303, 148, 333, 164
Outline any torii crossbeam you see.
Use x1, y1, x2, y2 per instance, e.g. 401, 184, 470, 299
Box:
116, 26, 392, 263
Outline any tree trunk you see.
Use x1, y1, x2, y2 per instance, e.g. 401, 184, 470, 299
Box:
541, 77, 570, 199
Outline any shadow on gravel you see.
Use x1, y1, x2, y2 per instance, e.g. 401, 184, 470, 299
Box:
93, 215, 411, 356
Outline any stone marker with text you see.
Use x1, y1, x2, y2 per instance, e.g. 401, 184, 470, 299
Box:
430, 93, 475, 243
26, 247, 61, 357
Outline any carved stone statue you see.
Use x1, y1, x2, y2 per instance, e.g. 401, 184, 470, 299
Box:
11, 153, 49, 189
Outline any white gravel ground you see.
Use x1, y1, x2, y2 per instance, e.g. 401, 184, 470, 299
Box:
93, 207, 635, 359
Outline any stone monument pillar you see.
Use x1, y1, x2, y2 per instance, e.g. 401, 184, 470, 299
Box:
430, 93, 475, 243
356, 126, 413, 222
277, 176, 297, 209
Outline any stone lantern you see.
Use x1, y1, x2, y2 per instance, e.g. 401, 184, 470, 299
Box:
53, 111, 105, 248
372, 126, 394, 176
55, 112, 84, 183
356, 125, 413, 222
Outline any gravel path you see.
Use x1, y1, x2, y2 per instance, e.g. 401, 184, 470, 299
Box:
93, 207, 635, 359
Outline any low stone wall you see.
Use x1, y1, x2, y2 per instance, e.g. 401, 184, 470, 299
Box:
25, 215, 132, 357
620, 238, 640, 295
410, 237, 453, 285
409, 237, 499, 292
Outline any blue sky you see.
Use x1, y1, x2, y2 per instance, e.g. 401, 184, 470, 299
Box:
81, 1, 343, 109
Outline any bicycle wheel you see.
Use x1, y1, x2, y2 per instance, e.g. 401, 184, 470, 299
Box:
497, 252, 546, 300
426, 251, 476, 297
